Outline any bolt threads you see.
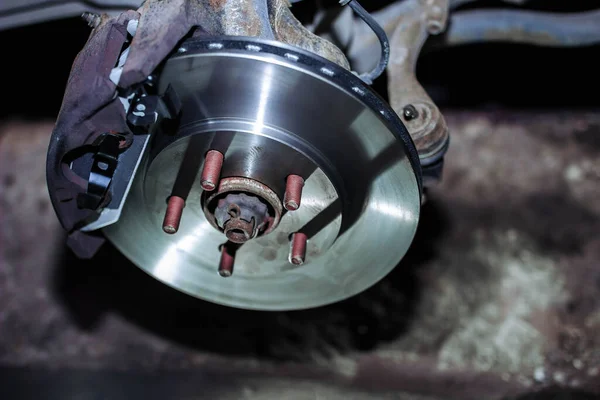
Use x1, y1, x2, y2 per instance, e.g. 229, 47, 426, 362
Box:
284, 175, 305, 211
162, 196, 185, 234
201, 150, 224, 191
290, 232, 308, 265
218, 244, 235, 277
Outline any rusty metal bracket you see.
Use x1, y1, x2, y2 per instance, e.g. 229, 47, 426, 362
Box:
386, 0, 450, 175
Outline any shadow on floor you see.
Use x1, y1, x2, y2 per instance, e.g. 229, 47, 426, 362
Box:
507, 387, 600, 400
52, 196, 450, 361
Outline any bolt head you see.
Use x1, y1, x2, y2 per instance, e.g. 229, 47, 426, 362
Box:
402, 104, 419, 121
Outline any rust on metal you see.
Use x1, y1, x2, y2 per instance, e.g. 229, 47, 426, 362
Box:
290, 232, 308, 265
215, 193, 271, 243
223, 217, 255, 243
283, 174, 304, 211
218, 243, 236, 277
386, 0, 449, 166
162, 196, 185, 234
203, 176, 283, 236
268, 0, 351, 69
200, 150, 224, 191
208, 0, 227, 9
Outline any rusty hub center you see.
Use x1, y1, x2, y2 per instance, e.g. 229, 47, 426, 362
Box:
203, 177, 284, 242
215, 193, 270, 243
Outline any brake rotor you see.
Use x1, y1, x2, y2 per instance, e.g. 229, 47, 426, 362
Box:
104, 38, 421, 310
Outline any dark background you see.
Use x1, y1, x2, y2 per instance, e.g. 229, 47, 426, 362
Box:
0, 1, 599, 399
2, 0, 600, 121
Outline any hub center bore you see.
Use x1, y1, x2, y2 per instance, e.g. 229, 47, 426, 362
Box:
203, 176, 283, 242
215, 193, 270, 243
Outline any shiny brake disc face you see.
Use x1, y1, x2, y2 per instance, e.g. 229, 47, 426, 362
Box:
104, 38, 421, 310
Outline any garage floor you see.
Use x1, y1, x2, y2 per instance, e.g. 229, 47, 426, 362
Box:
1, 111, 598, 399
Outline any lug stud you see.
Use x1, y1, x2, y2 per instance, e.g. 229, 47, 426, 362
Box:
218, 243, 236, 277
162, 196, 185, 234
284, 174, 304, 211
201, 150, 224, 191
290, 232, 308, 265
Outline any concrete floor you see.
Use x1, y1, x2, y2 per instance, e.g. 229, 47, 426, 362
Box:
0, 111, 599, 399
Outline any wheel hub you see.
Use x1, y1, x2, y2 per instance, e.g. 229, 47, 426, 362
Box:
204, 177, 282, 243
